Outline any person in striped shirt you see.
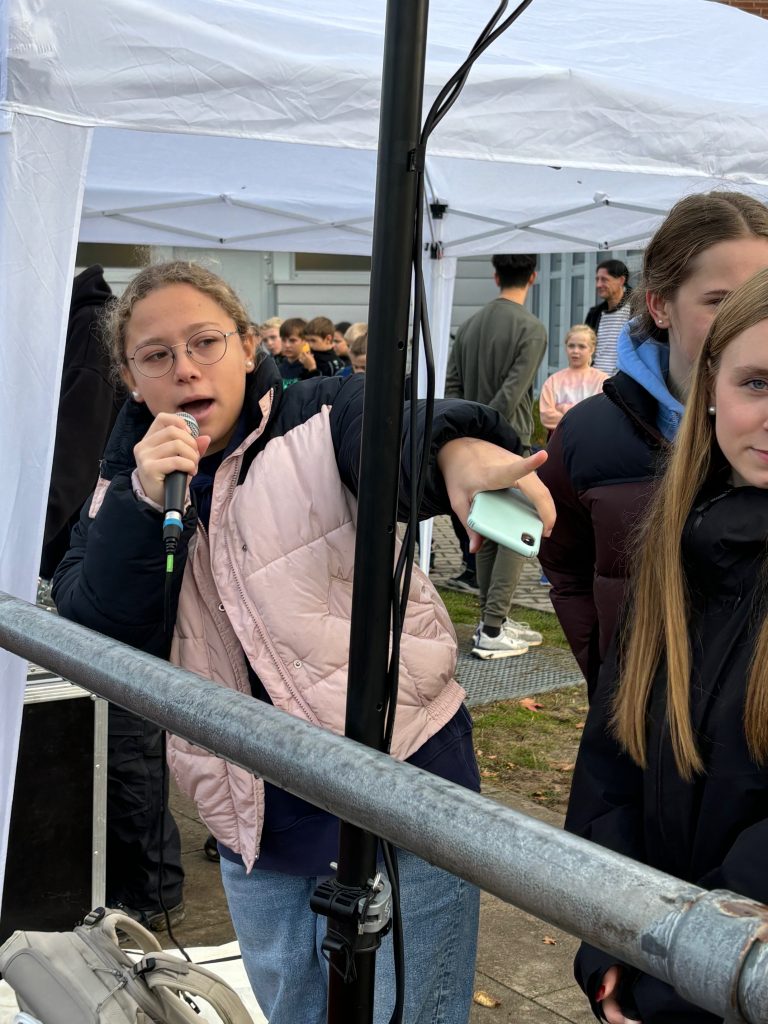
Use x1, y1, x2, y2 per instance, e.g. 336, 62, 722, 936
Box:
586, 259, 631, 374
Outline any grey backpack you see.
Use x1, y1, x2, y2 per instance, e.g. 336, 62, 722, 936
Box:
0, 907, 255, 1024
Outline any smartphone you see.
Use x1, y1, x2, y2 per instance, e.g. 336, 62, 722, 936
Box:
467, 488, 543, 558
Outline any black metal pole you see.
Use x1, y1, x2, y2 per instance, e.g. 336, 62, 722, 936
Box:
325, 0, 430, 1019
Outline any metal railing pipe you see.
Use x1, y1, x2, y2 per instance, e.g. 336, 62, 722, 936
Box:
1, 591, 767, 1022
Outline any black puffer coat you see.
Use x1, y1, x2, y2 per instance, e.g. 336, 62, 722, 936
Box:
538, 371, 667, 696
565, 486, 768, 1024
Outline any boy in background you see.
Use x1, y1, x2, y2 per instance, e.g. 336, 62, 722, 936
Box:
278, 317, 316, 388
336, 322, 368, 378
304, 316, 344, 376
349, 331, 367, 373
333, 321, 352, 369
260, 317, 283, 359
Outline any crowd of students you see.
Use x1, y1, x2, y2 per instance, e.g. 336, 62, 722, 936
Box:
45, 187, 768, 1024
256, 314, 368, 387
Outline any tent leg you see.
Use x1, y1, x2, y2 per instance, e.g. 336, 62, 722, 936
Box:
418, 252, 457, 576
0, 113, 92, 913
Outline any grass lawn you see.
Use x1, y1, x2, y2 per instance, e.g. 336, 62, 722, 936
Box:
471, 686, 587, 813
436, 584, 586, 815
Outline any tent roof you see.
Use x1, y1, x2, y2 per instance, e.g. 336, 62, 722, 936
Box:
5, 0, 768, 252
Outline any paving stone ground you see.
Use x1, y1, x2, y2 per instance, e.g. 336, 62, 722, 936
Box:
426, 515, 584, 703
428, 514, 555, 615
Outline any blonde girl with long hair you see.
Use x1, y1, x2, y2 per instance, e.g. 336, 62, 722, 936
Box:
566, 266, 768, 1024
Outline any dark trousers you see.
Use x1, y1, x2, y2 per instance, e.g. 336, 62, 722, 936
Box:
450, 510, 476, 573
107, 705, 184, 910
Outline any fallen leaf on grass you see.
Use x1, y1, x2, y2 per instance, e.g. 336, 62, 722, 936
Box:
543, 936, 558, 945
575, 721, 585, 729
519, 698, 543, 712
552, 761, 576, 772
473, 990, 502, 1008
480, 769, 498, 778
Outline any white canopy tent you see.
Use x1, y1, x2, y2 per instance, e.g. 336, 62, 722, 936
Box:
2, 0, 768, 904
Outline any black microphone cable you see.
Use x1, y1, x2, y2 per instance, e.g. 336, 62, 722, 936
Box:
156, 412, 201, 965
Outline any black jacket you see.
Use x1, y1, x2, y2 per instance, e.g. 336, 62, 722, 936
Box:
52, 358, 523, 657
565, 485, 768, 1023
538, 371, 667, 695
278, 348, 342, 387
40, 265, 123, 579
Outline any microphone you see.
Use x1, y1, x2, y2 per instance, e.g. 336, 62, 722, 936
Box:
163, 411, 200, 553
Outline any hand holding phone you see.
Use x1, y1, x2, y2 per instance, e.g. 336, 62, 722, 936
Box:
467, 487, 544, 558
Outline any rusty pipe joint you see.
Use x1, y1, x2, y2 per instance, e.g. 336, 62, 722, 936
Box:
640, 890, 768, 1023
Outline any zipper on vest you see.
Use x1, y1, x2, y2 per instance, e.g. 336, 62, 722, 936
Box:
222, 452, 316, 723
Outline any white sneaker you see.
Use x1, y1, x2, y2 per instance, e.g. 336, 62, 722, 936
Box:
475, 619, 543, 647
501, 618, 543, 647
472, 624, 529, 660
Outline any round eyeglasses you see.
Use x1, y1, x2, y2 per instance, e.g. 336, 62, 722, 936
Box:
128, 330, 239, 378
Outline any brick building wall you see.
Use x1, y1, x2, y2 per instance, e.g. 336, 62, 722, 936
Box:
718, 1, 768, 16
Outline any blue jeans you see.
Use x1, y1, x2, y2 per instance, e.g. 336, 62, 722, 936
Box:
220, 849, 479, 1024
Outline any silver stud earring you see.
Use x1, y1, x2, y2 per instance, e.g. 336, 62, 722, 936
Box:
708, 405, 716, 416
131, 390, 141, 401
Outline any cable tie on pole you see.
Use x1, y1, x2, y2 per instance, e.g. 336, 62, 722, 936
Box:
408, 146, 426, 172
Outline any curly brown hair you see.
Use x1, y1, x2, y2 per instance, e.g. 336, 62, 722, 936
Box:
102, 261, 253, 377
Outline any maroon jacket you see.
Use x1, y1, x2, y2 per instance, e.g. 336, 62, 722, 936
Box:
538, 372, 667, 696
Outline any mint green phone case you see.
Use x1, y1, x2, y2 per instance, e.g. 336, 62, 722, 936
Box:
467, 488, 543, 558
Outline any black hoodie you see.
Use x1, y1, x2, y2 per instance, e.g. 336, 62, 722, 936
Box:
40, 265, 124, 579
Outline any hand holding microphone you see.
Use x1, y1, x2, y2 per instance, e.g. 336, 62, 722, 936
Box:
163, 411, 201, 549
133, 411, 210, 519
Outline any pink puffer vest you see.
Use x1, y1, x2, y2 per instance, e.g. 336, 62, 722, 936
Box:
166, 396, 464, 870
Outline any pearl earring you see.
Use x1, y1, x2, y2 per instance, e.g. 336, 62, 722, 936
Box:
246, 360, 253, 370
657, 319, 664, 326
131, 390, 141, 401
708, 405, 716, 416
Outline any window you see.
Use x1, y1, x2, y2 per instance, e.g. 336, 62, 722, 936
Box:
76, 243, 149, 268
570, 278, 585, 326
294, 253, 371, 272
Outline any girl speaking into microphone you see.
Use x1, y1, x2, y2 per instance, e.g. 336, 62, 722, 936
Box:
53, 261, 554, 1024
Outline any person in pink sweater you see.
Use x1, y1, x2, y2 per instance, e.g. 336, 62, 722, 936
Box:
539, 325, 609, 434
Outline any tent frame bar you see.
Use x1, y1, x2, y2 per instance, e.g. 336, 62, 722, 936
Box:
79, 189, 674, 254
